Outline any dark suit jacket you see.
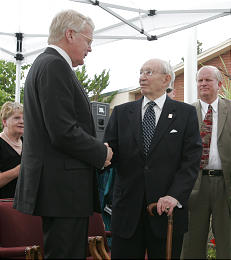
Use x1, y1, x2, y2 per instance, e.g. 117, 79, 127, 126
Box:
104, 96, 202, 238
13, 47, 107, 217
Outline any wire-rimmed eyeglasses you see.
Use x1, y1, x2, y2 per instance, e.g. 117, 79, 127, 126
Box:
72, 30, 93, 47
139, 70, 154, 77
140, 70, 167, 77
78, 32, 93, 47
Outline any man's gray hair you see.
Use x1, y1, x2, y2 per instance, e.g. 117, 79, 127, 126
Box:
196, 65, 223, 83
159, 59, 175, 87
48, 9, 94, 45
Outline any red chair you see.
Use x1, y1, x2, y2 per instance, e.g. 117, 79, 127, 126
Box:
0, 199, 43, 259
88, 213, 111, 259
0, 199, 110, 259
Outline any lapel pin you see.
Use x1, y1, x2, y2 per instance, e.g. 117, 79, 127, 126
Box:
168, 113, 173, 119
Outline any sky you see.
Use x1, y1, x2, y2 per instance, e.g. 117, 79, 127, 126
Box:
0, 0, 230, 93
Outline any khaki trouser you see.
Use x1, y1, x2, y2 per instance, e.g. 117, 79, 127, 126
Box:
182, 175, 231, 259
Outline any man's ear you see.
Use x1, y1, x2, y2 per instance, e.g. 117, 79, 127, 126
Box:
164, 74, 171, 85
2, 119, 7, 128
218, 80, 222, 89
66, 29, 74, 42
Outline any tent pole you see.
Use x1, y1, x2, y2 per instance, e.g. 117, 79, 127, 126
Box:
14, 33, 24, 103
15, 60, 21, 103
184, 27, 198, 104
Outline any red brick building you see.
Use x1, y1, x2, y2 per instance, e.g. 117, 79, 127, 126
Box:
109, 38, 231, 110
174, 38, 231, 101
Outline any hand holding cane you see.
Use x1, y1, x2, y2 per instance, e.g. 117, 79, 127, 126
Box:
147, 202, 173, 260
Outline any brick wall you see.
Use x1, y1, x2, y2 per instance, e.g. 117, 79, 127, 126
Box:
174, 50, 231, 101
129, 49, 231, 102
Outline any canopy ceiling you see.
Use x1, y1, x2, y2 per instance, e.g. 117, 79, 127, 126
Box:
0, 0, 230, 64
74, 0, 230, 46
0, 0, 230, 103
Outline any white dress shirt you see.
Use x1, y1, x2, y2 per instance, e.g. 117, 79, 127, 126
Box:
142, 93, 167, 123
49, 45, 73, 69
200, 98, 222, 170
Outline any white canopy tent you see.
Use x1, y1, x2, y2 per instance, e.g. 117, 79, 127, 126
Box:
0, 0, 230, 103
73, 1, 230, 44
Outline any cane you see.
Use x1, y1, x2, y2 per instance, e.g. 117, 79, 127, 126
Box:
147, 202, 173, 260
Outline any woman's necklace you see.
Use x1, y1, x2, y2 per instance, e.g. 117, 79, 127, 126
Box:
2, 131, 22, 147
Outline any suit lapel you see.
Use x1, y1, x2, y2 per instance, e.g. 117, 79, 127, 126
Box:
128, 98, 144, 157
195, 98, 227, 140
217, 98, 228, 140
195, 101, 203, 129
148, 98, 176, 156
71, 71, 91, 109
45, 47, 91, 110
71, 71, 97, 135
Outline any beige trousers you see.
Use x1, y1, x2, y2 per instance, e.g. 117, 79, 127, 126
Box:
182, 175, 231, 259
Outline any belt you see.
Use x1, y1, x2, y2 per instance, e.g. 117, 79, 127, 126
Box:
202, 169, 223, 176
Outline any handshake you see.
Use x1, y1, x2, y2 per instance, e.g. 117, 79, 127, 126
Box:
104, 142, 113, 167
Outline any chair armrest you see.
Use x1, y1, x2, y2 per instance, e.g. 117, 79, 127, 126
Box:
26, 245, 42, 260
88, 236, 102, 260
0, 245, 42, 260
96, 236, 110, 260
0, 246, 27, 257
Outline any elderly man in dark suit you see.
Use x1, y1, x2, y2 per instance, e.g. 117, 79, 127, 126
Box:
104, 58, 202, 259
182, 65, 231, 259
13, 9, 113, 259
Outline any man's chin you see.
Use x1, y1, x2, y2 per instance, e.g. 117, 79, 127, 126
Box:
72, 60, 84, 67
141, 89, 149, 96
200, 92, 209, 98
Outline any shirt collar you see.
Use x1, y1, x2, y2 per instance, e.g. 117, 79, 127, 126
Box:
49, 45, 73, 69
200, 97, 219, 114
143, 93, 167, 110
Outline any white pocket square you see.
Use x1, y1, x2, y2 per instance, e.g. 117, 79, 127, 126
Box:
170, 129, 178, 133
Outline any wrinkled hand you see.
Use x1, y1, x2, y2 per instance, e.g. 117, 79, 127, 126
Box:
157, 195, 178, 216
104, 143, 113, 167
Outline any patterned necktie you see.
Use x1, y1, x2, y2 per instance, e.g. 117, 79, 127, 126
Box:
142, 101, 156, 157
200, 104, 213, 169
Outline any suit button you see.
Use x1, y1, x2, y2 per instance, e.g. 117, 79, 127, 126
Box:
144, 165, 149, 171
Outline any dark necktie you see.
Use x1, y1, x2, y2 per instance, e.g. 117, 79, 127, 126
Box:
142, 101, 156, 157
200, 104, 213, 169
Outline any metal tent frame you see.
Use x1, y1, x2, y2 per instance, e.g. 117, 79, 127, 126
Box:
0, 0, 230, 102
72, 0, 230, 42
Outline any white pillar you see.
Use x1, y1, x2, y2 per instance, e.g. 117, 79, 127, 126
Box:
15, 60, 21, 103
184, 27, 198, 104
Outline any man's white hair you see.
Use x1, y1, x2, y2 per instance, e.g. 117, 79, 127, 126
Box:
48, 9, 94, 45
158, 59, 175, 87
196, 65, 223, 83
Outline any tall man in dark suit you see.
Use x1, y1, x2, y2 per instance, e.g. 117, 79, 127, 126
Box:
182, 65, 231, 259
104, 58, 202, 259
13, 10, 113, 259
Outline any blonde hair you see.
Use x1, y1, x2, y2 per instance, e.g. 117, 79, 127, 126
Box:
48, 9, 94, 44
0, 102, 23, 121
